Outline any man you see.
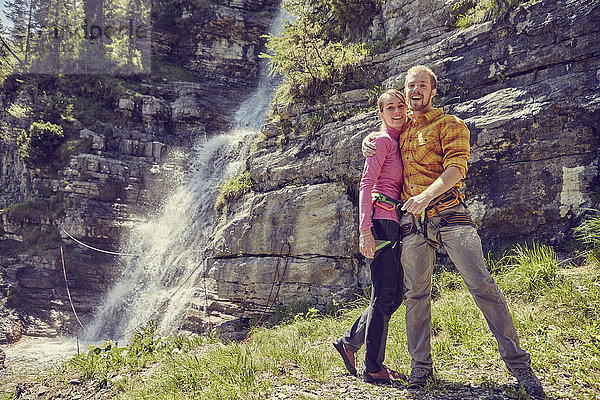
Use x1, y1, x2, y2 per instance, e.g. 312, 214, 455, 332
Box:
362, 65, 545, 398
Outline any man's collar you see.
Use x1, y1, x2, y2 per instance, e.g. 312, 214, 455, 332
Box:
421, 108, 444, 122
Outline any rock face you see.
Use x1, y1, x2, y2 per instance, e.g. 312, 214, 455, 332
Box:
204, 0, 599, 327
0, 0, 598, 341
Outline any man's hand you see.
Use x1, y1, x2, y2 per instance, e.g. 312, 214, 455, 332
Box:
401, 166, 464, 216
401, 192, 433, 216
361, 131, 379, 157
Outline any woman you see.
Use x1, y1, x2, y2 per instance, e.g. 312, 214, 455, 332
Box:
333, 89, 407, 384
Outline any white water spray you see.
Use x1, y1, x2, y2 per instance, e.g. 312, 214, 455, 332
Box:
86, 8, 288, 341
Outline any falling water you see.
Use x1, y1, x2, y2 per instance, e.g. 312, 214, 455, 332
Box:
86, 8, 287, 341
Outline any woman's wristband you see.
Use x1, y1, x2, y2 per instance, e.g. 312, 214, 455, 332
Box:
359, 232, 372, 238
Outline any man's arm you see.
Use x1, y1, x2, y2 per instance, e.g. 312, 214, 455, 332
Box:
401, 166, 463, 215
361, 132, 379, 157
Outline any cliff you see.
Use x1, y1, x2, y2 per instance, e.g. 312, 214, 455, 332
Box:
206, 0, 600, 332
0, 0, 598, 341
0, 0, 279, 342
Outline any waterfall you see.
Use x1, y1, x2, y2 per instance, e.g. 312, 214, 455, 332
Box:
234, 10, 286, 129
86, 8, 287, 341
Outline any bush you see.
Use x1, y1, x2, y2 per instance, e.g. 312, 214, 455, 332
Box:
451, 0, 532, 28
264, 0, 379, 103
573, 212, 600, 260
17, 121, 64, 166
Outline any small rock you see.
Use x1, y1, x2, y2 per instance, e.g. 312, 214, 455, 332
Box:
37, 385, 50, 396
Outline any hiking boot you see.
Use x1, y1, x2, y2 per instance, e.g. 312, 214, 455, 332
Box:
332, 338, 356, 376
408, 367, 432, 389
508, 366, 546, 398
363, 365, 406, 385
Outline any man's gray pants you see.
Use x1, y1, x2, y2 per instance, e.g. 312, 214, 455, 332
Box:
401, 204, 531, 371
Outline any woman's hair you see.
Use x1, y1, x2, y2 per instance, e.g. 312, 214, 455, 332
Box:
377, 88, 406, 131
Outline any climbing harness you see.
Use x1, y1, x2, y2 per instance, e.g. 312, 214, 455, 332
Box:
364, 193, 403, 257
371, 192, 404, 221
399, 187, 475, 249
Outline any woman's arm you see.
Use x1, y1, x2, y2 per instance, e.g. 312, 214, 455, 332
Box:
358, 135, 389, 258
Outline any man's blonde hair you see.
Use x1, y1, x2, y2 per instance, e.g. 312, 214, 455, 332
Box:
405, 65, 437, 90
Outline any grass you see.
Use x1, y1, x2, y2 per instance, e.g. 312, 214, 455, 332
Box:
214, 171, 253, 213
450, 0, 535, 29
2, 239, 600, 399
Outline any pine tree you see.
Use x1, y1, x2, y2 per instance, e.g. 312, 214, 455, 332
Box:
3, 0, 38, 66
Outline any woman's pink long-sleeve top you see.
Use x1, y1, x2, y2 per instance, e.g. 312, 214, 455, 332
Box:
359, 126, 404, 231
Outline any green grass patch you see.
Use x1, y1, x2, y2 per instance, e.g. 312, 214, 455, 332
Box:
450, 0, 535, 29
13, 255, 598, 399
214, 171, 253, 213
4, 220, 600, 399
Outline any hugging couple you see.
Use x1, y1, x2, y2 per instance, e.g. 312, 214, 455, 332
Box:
333, 65, 546, 399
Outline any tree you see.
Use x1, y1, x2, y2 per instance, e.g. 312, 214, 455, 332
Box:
264, 0, 377, 102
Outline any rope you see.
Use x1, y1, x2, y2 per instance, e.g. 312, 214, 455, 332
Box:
59, 226, 209, 256
202, 256, 213, 332
60, 246, 88, 334
242, 241, 291, 342
59, 226, 292, 342
60, 227, 142, 256
59, 227, 233, 340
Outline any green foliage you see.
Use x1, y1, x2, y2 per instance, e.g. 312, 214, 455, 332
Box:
451, 0, 533, 28
16, 120, 64, 166
36, 91, 75, 123
2, 194, 66, 252
493, 243, 559, 299
305, 112, 325, 135
3, 195, 64, 221
264, 0, 380, 103
215, 171, 253, 213
432, 267, 465, 298
573, 212, 600, 259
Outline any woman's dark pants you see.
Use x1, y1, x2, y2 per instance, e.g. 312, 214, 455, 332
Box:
339, 219, 403, 373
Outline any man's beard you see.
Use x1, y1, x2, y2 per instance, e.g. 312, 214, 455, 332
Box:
410, 93, 432, 111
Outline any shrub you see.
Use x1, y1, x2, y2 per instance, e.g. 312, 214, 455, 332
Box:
17, 121, 64, 166
451, 0, 533, 29
264, 0, 379, 103
573, 212, 600, 260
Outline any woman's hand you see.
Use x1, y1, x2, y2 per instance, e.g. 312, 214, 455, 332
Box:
359, 230, 376, 259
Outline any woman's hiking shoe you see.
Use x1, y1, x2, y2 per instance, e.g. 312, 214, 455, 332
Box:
508, 366, 546, 398
407, 367, 433, 389
362, 365, 406, 385
332, 338, 356, 376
